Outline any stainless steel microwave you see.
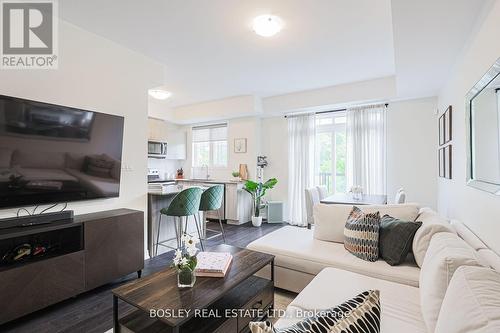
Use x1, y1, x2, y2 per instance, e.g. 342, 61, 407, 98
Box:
148, 141, 167, 158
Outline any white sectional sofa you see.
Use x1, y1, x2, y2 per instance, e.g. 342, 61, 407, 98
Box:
247, 203, 500, 332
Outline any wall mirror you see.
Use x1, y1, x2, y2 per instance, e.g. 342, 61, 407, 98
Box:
466, 58, 500, 194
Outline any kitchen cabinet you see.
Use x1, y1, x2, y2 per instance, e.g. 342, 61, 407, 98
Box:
148, 118, 186, 160
225, 183, 252, 225
166, 129, 187, 160
148, 118, 168, 141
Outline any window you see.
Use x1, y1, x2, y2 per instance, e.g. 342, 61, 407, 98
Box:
192, 124, 228, 167
315, 112, 347, 193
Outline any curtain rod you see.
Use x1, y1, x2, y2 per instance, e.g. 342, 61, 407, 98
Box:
284, 103, 389, 118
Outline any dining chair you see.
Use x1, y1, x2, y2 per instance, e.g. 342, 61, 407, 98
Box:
305, 187, 320, 229
395, 187, 406, 204
155, 187, 204, 256
316, 185, 329, 200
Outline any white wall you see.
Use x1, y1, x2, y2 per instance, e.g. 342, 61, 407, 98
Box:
386, 98, 438, 208
437, 0, 500, 254
0, 21, 164, 249
260, 116, 289, 219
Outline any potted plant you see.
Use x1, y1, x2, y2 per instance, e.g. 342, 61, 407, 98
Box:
244, 178, 278, 227
172, 234, 199, 288
231, 171, 241, 181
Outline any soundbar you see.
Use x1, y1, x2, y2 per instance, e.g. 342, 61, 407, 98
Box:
0, 210, 74, 230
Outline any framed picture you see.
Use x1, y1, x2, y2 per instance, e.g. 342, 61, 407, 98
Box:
439, 114, 445, 146
438, 147, 445, 178
444, 106, 452, 144
444, 145, 452, 179
234, 138, 247, 153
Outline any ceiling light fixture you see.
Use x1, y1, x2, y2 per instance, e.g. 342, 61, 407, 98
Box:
252, 15, 283, 37
148, 89, 172, 100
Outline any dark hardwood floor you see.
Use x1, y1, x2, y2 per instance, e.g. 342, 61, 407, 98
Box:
0, 221, 284, 333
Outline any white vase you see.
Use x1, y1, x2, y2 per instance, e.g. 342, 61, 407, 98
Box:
252, 216, 263, 227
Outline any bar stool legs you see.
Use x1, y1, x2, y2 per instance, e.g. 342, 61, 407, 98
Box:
217, 208, 226, 243
155, 214, 162, 256
193, 214, 205, 251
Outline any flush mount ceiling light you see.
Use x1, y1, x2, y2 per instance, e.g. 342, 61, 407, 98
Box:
252, 15, 283, 37
148, 89, 171, 100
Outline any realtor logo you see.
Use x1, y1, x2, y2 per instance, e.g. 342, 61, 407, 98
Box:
1, 0, 58, 69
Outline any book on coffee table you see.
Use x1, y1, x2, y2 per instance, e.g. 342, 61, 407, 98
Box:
195, 252, 232, 277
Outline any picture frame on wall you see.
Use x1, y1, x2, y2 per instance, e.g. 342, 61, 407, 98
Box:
444, 106, 452, 144
234, 138, 247, 153
439, 114, 445, 146
444, 145, 452, 179
438, 147, 445, 178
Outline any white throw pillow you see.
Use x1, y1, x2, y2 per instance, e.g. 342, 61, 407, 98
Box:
313, 203, 420, 243
435, 266, 500, 333
420, 232, 483, 333
413, 207, 455, 267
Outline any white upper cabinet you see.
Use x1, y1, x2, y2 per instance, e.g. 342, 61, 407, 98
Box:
148, 118, 186, 160
166, 130, 187, 160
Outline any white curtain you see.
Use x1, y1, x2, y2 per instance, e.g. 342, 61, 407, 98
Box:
346, 104, 387, 195
287, 114, 316, 226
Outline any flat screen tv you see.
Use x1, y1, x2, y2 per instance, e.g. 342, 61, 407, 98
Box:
0, 95, 124, 209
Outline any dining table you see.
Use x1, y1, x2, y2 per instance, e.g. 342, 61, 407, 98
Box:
320, 193, 388, 205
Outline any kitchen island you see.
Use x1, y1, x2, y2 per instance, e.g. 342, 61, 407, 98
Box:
147, 180, 253, 257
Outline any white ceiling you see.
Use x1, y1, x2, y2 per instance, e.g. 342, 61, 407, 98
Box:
60, 0, 486, 108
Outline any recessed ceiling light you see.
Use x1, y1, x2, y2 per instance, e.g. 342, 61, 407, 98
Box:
148, 89, 171, 100
252, 15, 283, 37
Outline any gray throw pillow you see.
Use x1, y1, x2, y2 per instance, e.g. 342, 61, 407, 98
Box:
379, 214, 422, 266
344, 206, 381, 262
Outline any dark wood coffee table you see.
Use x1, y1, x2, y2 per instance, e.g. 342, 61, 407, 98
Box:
112, 244, 274, 333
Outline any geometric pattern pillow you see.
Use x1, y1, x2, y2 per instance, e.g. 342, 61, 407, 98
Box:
248, 290, 381, 333
344, 206, 381, 262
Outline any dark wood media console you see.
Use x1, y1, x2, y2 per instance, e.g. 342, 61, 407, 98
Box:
0, 208, 144, 325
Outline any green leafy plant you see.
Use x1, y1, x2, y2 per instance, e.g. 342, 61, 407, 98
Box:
244, 178, 278, 217
231, 171, 240, 178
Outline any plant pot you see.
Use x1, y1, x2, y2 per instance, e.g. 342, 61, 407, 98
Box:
252, 216, 263, 227
177, 267, 196, 288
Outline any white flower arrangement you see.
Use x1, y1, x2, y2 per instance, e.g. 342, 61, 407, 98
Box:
172, 233, 199, 271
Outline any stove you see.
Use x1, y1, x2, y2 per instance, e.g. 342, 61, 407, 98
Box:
147, 168, 178, 194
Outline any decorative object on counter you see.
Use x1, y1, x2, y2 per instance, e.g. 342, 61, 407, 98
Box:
349, 185, 364, 200
176, 167, 184, 179
172, 234, 199, 288
234, 138, 247, 153
231, 171, 241, 181
195, 252, 232, 277
239, 164, 249, 180
256, 156, 268, 181
244, 178, 278, 227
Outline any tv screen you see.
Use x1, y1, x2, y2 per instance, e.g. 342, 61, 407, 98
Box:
0, 95, 124, 209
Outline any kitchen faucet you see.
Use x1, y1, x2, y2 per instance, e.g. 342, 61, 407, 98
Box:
203, 164, 210, 180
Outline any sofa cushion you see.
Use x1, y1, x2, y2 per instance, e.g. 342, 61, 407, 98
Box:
275, 267, 426, 333
435, 266, 500, 333
420, 232, 484, 332
11, 150, 66, 169
379, 215, 422, 266
313, 203, 420, 243
413, 207, 455, 267
247, 226, 420, 287
0, 147, 13, 168
344, 206, 380, 262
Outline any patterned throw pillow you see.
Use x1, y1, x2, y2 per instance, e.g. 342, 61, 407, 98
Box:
249, 290, 380, 333
344, 206, 381, 262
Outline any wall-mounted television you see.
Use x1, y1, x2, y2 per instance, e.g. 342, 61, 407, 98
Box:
0, 95, 124, 209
